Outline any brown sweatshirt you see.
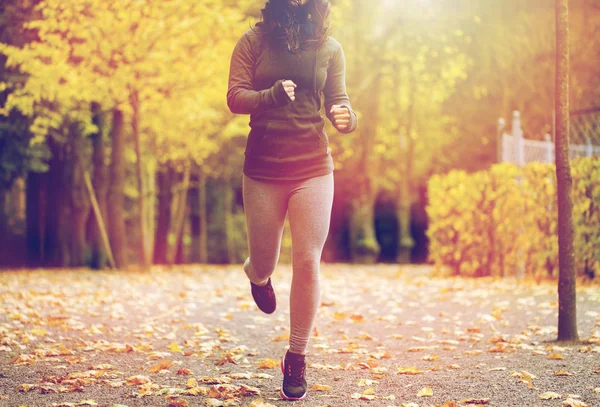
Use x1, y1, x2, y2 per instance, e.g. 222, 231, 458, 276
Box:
227, 23, 358, 181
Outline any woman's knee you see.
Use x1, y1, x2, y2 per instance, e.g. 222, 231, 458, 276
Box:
246, 256, 278, 280
292, 253, 321, 279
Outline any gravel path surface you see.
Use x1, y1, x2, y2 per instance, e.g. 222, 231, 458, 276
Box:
0, 264, 599, 407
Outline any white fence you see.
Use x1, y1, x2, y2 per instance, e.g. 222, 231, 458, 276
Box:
499, 110, 600, 165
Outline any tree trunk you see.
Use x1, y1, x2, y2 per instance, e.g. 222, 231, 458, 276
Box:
45, 139, 69, 267
190, 165, 208, 263
224, 171, 234, 264
107, 108, 128, 268
348, 80, 380, 263
349, 182, 379, 264
396, 64, 415, 264
88, 102, 109, 269
555, 0, 578, 341
69, 124, 91, 267
167, 162, 191, 265
0, 187, 7, 264
153, 165, 173, 264
131, 89, 150, 269
26, 171, 46, 267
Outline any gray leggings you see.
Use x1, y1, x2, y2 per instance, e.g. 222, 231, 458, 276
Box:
242, 171, 334, 355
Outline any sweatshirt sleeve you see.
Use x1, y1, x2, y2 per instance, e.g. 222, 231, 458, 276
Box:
227, 32, 292, 114
324, 43, 358, 134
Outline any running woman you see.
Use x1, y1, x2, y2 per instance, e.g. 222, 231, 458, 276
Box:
227, 0, 358, 400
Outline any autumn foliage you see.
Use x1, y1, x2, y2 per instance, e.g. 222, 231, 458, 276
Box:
427, 156, 600, 279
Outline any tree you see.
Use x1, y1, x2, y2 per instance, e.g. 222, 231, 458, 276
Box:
555, 0, 578, 341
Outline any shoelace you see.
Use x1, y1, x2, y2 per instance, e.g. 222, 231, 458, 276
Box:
285, 359, 306, 387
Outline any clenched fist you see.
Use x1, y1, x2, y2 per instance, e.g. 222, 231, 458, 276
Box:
282, 79, 297, 101
330, 104, 350, 131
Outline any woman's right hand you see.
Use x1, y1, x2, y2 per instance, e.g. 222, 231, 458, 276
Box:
282, 80, 297, 101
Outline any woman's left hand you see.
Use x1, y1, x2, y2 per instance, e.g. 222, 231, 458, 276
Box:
330, 105, 350, 131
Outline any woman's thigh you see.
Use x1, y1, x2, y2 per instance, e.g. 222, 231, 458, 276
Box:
242, 174, 290, 272
287, 172, 334, 263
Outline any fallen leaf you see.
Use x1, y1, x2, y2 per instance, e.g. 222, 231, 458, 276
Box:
563, 398, 587, 407
125, 375, 151, 386
204, 398, 224, 406
539, 392, 562, 399
555, 370, 574, 376
167, 398, 189, 407
16, 384, 36, 392
149, 359, 175, 373
169, 343, 182, 353
249, 399, 277, 407
417, 387, 433, 397
311, 384, 331, 391
257, 358, 279, 369
186, 378, 197, 388
397, 367, 424, 375
351, 392, 376, 400
270, 333, 289, 342
187, 387, 207, 396
548, 353, 564, 360
460, 398, 491, 404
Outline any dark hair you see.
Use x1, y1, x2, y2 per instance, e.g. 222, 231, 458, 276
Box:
252, 0, 332, 52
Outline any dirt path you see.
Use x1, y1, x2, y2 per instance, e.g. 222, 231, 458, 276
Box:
0, 264, 598, 407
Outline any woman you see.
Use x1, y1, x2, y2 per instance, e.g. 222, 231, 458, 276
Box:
227, 0, 358, 401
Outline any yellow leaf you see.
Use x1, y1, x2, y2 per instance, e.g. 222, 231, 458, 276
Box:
149, 359, 175, 373
363, 387, 375, 395
417, 387, 433, 397
397, 367, 424, 375
333, 312, 348, 320
539, 392, 562, 399
270, 333, 289, 342
31, 328, 47, 336
548, 353, 564, 360
257, 358, 279, 369
186, 378, 197, 389
249, 399, 278, 407
311, 384, 331, 391
187, 386, 207, 396
563, 398, 587, 407
169, 343, 182, 353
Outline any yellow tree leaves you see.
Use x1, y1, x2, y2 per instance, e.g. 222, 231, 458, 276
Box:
1, 0, 242, 164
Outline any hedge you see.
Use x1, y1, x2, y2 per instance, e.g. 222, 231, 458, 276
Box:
426, 156, 600, 278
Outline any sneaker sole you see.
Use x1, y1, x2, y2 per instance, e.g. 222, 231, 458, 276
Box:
280, 359, 307, 401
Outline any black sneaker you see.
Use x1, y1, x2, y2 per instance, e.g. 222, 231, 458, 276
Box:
250, 277, 276, 314
280, 350, 307, 400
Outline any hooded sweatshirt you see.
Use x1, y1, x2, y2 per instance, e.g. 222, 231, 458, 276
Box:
227, 22, 358, 181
